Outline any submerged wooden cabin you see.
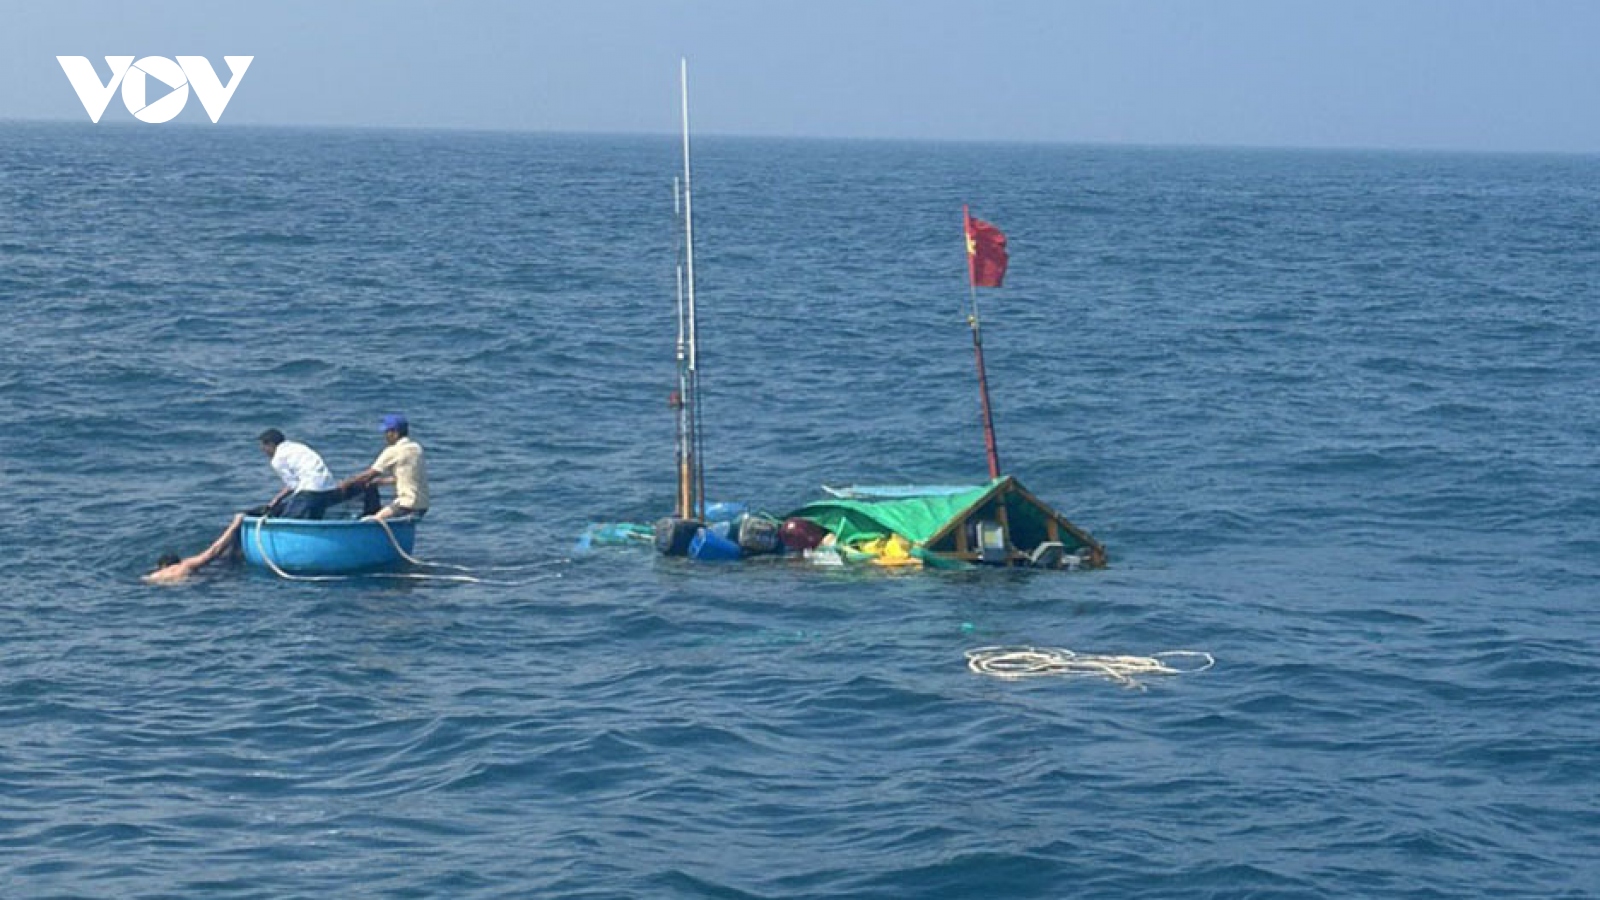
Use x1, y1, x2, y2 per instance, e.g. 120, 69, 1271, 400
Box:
786, 476, 1105, 569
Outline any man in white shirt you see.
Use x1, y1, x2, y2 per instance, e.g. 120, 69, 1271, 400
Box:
258, 428, 341, 519
337, 414, 430, 521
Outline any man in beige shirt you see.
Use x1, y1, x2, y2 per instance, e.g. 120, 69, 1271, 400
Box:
338, 414, 430, 521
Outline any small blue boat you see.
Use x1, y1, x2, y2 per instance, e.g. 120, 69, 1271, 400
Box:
241, 516, 417, 575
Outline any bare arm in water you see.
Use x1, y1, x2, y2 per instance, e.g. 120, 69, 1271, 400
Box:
144, 514, 245, 584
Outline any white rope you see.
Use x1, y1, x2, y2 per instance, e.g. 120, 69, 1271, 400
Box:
966, 645, 1214, 689
252, 516, 347, 583
371, 516, 474, 572
468, 559, 571, 571
366, 517, 565, 584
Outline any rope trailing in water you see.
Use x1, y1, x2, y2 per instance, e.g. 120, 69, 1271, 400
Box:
965, 646, 1214, 689
371, 517, 471, 573
366, 517, 567, 582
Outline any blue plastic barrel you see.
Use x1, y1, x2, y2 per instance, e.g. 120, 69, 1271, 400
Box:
688, 526, 743, 562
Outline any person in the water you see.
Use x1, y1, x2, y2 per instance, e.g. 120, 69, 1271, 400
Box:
144, 514, 245, 583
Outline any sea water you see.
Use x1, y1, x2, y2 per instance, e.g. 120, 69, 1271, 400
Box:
2, 123, 1598, 897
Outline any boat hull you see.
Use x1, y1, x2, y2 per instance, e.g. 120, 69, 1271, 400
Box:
241, 516, 416, 575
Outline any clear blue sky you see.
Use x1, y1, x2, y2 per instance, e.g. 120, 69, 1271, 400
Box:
5, 0, 1598, 152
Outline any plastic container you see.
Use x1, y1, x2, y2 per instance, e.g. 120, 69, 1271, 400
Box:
654, 516, 701, 556
689, 526, 743, 562
780, 517, 828, 552
737, 515, 782, 554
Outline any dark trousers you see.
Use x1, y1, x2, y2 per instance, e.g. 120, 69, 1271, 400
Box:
273, 489, 342, 520
345, 484, 383, 516
253, 486, 382, 519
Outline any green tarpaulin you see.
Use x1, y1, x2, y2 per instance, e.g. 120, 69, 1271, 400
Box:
787, 480, 1001, 546
786, 476, 1100, 559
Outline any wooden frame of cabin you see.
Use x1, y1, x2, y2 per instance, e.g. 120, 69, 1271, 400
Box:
920, 476, 1106, 568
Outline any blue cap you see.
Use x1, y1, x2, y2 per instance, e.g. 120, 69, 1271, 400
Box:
380, 413, 408, 433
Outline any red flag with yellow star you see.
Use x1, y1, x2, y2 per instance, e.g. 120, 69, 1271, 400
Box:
964, 206, 1008, 288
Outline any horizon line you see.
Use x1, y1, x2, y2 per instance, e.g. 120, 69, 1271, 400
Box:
4, 116, 1598, 159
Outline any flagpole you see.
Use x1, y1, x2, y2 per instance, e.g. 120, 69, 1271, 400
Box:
965, 206, 1003, 480
680, 57, 705, 521
673, 176, 693, 520
969, 287, 1002, 481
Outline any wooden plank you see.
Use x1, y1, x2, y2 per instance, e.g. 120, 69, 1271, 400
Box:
1006, 478, 1106, 568
994, 499, 1015, 565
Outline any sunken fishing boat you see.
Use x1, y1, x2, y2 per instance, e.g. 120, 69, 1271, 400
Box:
587, 61, 1105, 571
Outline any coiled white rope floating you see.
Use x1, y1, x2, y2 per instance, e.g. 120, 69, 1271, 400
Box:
966, 646, 1214, 689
